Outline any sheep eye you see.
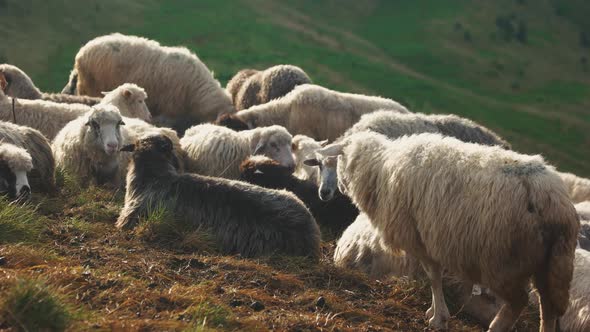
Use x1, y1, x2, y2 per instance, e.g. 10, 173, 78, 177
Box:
91, 121, 100, 130
270, 142, 278, 149
118, 121, 125, 126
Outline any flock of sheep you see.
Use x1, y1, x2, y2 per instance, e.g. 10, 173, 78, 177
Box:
0, 33, 589, 332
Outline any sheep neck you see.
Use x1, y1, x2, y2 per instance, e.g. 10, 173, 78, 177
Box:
245, 102, 289, 128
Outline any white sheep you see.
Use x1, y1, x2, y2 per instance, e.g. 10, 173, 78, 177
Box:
180, 124, 294, 179
556, 171, 590, 204
64, 33, 235, 133
236, 84, 410, 141
343, 110, 510, 148
52, 105, 129, 187
0, 71, 151, 139
558, 249, 590, 332
318, 131, 579, 331
291, 134, 327, 184
0, 121, 55, 192
0, 142, 33, 200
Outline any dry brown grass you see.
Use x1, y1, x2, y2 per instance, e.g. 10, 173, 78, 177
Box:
0, 180, 540, 331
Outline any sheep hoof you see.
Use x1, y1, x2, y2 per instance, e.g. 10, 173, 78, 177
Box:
425, 306, 434, 320
428, 316, 448, 330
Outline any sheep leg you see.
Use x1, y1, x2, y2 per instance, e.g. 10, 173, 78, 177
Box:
487, 287, 528, 332
420, 261, 450, 330
534, 275, 557, 332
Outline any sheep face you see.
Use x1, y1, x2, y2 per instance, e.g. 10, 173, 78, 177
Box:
292, 135, 327, 182
85, 109, 125, 156
304, 155, 338, 201
121, 134, 177, 173
252, 127, 295, 171
0, 144, 33, 201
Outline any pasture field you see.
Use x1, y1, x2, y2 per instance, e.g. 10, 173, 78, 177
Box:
0, 0, 587, 330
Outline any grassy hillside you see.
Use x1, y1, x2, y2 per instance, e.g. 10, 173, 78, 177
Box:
1, 0, 589, 176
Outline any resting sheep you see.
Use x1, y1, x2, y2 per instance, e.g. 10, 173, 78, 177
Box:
116, 135, 321, 259
0, 121, 55, 192
291, 134, 327, 184
180, 124, 294, 179
318, 132, 579, 331
239, 156, 358, 234
0, 142, 33, 201
343, 110, 510, 148
575, 202, 590, 250
63, 33, 235, 133
0, 64, 101, 105
227, 65, 312, 111
236, 84, 410, 141
556, 171, 590, 204
212, 113, 249, 131
558, 249, 590, 332
0, 72, 151, 139
52, 105, 129, 187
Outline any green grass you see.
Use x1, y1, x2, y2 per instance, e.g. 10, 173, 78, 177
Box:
0, 198, 46, 244
1, 0, 589, 175
0, 278, 74, 332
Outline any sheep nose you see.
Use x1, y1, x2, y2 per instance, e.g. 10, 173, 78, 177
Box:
107, 143, 118, 149
17, 186, 31, 200
319, 188, 333, 201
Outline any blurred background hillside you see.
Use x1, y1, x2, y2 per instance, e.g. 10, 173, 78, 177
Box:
1, 0, 589, 175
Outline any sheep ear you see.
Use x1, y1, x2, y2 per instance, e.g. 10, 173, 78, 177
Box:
253, 140, 265, 155
303, 158, 320, 167
319, 139, 329, 147
317, 143, 344, 157
120, 144, 135, 152
101, 91, 108, 96
123, 89, 132, 98
0, 72, 6, 91
291, 142, 298, 151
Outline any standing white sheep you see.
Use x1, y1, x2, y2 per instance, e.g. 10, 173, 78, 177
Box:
0, 71, 151, 139
236, 84, 409, 141
180, 124, 294, 179
63, 33, 235, 133
318, 132, 579, 331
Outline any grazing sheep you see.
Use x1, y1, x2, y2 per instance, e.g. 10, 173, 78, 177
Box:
64, 33, 235, 133
343, 110, 510, 148
0, 121, 55, 192
318, 132, 579, 331
52, 105, 129, 187
334, 213, 503, 327
291, 135, 327, 184
116, 135, 321, 258
556, 171, 590, 204
236, 84, 410, 141
0, 64, 101, 105
0, 142, 33, 201
228, 65, 311, 111
212, 113, 249, 131
180, 124, 294, 179
0, 72, 152, 139
239, 156, 358, 234
225, 68, 257, 104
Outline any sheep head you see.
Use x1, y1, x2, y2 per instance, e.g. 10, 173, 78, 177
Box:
250, 125, 295, 172
0, 143, 33, 201
85, 105, 125, 156
101, 83, 152, 122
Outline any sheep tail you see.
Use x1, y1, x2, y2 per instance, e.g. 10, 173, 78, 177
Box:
545, 230, 576, 316
61, 69, 78, 94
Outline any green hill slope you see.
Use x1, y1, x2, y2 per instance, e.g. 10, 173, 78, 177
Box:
1, 0, 589, 175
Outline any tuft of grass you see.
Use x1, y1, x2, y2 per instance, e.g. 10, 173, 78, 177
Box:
0, 278, 73, 332
134, 203, 217, 252
182, 300, 232, 330
0, 197, 46, 244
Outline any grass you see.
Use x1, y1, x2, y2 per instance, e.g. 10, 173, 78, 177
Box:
0, 278, 74, 331
0, 198, 46, 244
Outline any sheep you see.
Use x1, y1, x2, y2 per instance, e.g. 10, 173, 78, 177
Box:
180, 124, 294, 179
116, 134, 321, 259
227, 65, 312, 111
236, 84, 410, 141
0, 142, 33, 201
63, 33, 235, 133
307, 111, 511, 202
0, 121, 55, 193
575, 202, 590, 251
558, 249, 590, 332
0, 72, 152, 139
239, 155, 358, 234
52, 105, 129, 187
556, 171, 590, 204
317, 132, 579, 331
291, 134, 327, 184
0, 64, 101, 105
212, 113, 249, 131
343, 110, 510, 148
334, 213, 503, 327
